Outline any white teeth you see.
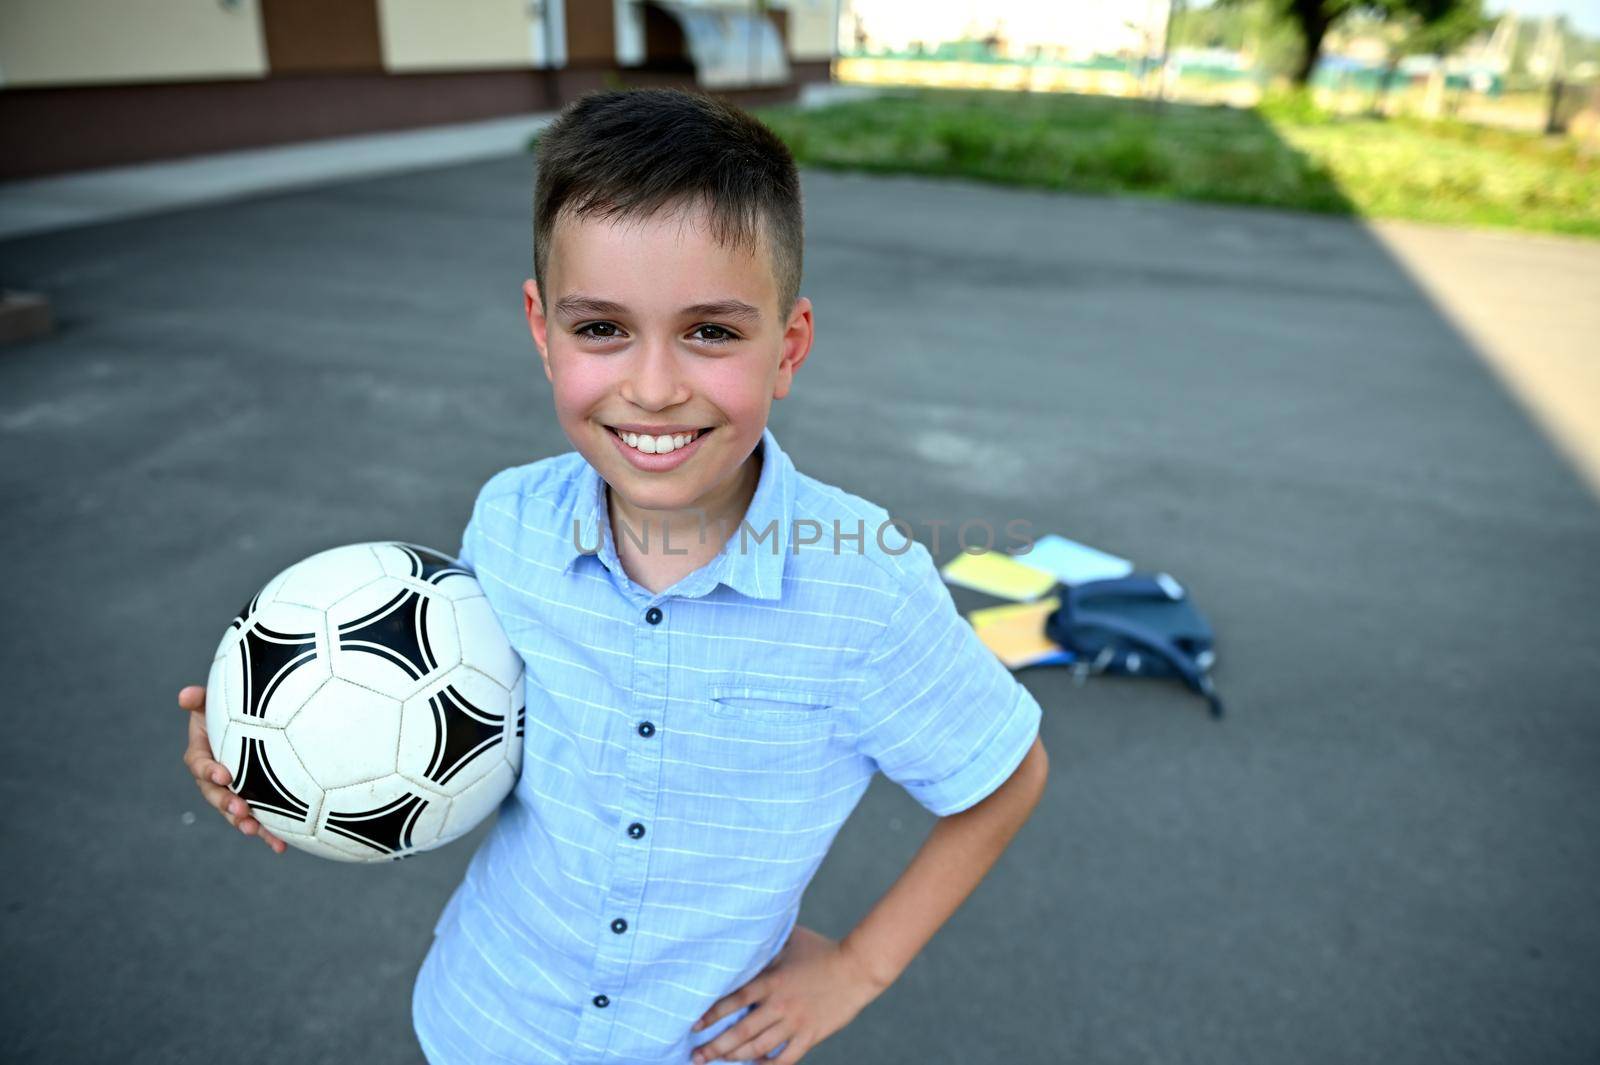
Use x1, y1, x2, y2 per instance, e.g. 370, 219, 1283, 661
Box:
617, 429, 701, 454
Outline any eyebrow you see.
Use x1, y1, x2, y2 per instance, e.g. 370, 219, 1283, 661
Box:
553, 295, 762, 324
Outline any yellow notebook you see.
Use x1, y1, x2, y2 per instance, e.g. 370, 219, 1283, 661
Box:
968, 597, 1066, 670
941, 550, 1058, 602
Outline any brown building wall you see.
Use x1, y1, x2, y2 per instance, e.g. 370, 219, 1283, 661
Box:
565, 0, 618, 65
0, 60, 832, 181
260, 0, 384, 74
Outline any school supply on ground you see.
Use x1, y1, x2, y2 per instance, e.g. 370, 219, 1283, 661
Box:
940, 549, 1058, 601
1043, 571, 1225, 719
1008, 533, 1133, 585
967, 598, 1075, 670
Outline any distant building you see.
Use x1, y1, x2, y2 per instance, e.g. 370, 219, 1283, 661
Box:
0, 0, 842, 180
840, 0, 1170, 63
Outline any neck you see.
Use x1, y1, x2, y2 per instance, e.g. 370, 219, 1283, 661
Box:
606, 441, 763, 561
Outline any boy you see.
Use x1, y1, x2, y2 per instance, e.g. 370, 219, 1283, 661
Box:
180, 88, 1048, 1064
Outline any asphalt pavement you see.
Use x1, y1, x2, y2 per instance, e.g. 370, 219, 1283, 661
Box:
2, 153, 1598, 1064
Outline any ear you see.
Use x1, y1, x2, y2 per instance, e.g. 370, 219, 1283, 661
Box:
523, 278, 553, 383
772, 296, 814, 402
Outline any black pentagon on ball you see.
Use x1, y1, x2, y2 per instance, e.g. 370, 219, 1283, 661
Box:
324, 792, 432, 855
426, 683, 508, 787
230, 735, 310, 823
238, 621, 318, 718
336, 586, 436, 681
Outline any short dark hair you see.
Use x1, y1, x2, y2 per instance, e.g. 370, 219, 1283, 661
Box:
532, 88, 804, 319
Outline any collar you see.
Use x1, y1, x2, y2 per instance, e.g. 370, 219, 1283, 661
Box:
560, 425, 793, 601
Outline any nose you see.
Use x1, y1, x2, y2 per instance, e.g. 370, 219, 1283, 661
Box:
619, 334, 691, 411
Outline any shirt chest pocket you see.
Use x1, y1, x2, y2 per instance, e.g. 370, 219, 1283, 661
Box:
705, 683, 836, 728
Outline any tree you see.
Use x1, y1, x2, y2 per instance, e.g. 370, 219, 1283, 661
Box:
1371, 0, 1490, 115
1283, 0, 1362, 84
1215, 0, 1366, 85
1216, 0, 1480, 87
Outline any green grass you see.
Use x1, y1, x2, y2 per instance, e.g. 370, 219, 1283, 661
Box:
752, 88, 1600, 239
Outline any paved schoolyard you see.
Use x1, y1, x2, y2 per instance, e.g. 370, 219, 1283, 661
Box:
2, 155, 1597, 1064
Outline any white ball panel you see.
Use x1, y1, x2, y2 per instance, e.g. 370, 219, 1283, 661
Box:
255, 805, 315, 841
211, 624, 235, 665
446, 661, 515, 717
455, 595, 523, 692
396, 681, 445, 788
253, 564, 294, 611
313, 829, 398, 863
438, 759, 516, 844
205, 651, 232, 762
272, 543, 387, 611
328, 575, 418, 630
396, 666, 516, 798
430, 574, 487, 604
419, 592, 461, 675
373, 542, 423, 580
272, 829, 369, 863
373, 542, 463, 582
213, 717, 245, 783
215, 633, 245, 721
283, 677, 402, 789
332, 642, 430, 702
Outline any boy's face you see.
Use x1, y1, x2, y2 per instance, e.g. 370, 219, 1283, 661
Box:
523, 202, 813, 527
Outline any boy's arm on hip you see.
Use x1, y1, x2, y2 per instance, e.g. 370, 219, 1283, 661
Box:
841, 734, 1049, 990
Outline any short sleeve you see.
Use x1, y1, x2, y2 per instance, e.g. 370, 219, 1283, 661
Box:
455, 515, 478, 575
455, 488, 485, 575
455, 466, 525, 576
852, 540, 1044, 817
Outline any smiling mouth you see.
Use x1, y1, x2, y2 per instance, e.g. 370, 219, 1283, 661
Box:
605, 425, 713, 455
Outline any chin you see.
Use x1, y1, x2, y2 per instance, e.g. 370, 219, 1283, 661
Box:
616, 478, 703, 508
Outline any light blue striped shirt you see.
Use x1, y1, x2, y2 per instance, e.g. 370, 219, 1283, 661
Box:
412, 426, 1044, 1064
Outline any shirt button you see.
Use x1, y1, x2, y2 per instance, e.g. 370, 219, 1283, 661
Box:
637, 720, 655, 738
611, 918, 628, 934
627, 822, 646, 839
645, 606, 663, 625
593, 994, 609, 1009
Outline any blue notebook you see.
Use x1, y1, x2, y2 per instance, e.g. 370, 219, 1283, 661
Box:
1010, 534, 1134, 586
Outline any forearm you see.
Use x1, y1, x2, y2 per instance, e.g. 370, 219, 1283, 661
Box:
840, 735, 1048, 991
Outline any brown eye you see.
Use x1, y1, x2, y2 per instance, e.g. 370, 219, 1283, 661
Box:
576, 322, 621, 340
691, 325, 737, 344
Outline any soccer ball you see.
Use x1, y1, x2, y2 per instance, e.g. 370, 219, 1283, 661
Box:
205, 542, 524, 862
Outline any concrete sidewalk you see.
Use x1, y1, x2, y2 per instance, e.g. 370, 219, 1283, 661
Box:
0, 111, 559, 241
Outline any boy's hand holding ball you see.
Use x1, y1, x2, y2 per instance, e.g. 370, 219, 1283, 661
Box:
179, 685, 286, 854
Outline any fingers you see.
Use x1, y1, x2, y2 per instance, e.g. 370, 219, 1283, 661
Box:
257, 825, 288, 855
183, 713, 230, 789
185, 747, 231, 789
771, 1039, 809, 1065
694, 982, 764, 1033
693, 1006, 780, 1065
178, 687, 284, 854
237, 817, 288, 854
219, 799, 287, 854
